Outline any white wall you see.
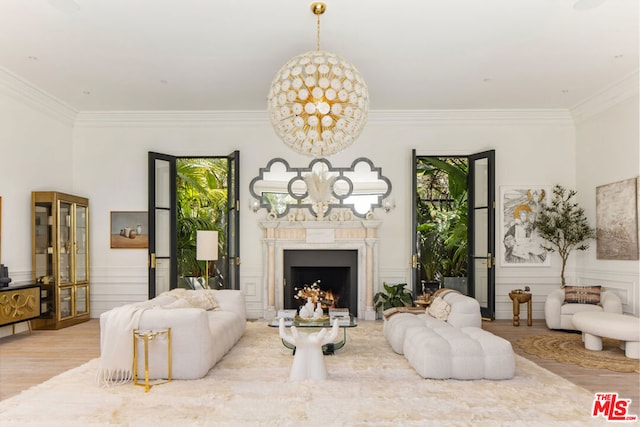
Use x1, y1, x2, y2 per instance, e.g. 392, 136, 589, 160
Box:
0, 91, 74, 283
69, 110, 577, 320
575, 95, 640, 316
3, 85, 638, 321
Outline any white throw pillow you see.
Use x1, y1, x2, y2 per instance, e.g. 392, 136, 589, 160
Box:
427, 296, 451, 320
164, 288, 219, 310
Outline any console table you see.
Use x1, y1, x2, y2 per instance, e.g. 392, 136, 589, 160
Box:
0, 284, 41, 335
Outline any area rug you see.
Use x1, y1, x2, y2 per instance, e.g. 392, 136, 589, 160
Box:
0, 321, 614, 426
516, 334, 640, 373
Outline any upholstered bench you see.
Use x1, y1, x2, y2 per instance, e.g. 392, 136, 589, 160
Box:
402, 325, 515, 380
572, 311, 640, 359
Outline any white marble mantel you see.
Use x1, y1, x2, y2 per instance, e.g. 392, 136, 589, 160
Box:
260, 219, 381, 320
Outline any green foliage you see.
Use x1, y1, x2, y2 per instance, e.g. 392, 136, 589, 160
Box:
416, 157, 469, 280
535, 185, 596, 286
176, 158, 228, 281
373, 283, 413, 311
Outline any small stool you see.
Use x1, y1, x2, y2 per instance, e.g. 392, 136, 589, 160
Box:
132, 328, 172, 392
509, 292, 532, 327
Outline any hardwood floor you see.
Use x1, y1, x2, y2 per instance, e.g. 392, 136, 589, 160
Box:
1, 318, 638, 414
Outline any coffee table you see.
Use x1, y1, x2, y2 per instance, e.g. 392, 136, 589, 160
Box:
269, 315, 357, 354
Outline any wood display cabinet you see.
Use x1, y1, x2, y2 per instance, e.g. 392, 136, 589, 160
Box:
31, 192, 90, 329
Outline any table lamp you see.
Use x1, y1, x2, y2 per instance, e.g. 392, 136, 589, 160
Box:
196, 230, 218, 289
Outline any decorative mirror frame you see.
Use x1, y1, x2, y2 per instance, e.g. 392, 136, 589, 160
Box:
249, 157, 392, 219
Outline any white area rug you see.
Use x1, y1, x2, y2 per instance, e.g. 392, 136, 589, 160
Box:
0, 321, 610, 426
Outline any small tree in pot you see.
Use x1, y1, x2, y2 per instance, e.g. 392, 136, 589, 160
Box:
534, 185, 596, 287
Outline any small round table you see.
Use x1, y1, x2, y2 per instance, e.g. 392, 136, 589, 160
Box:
508, 292, 532, 327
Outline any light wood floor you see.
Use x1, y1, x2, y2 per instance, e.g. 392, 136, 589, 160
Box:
1, 318, 638, 414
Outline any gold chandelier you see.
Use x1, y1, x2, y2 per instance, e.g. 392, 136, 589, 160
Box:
267, 2, 369, 157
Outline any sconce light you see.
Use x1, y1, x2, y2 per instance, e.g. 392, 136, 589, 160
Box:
196, 230, 218, 289
249, 199, 260, 213
383, 198, 396, 213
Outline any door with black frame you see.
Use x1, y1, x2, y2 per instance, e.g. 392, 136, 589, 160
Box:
148, 151, 240, 298
412, 149, 495, 319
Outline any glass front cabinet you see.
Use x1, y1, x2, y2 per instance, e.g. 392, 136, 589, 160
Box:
31, 192, 90, 329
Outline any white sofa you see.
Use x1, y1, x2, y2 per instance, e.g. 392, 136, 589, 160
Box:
544, 288, 622, 330
384, 291, 515, 380
100, 289, 246, 380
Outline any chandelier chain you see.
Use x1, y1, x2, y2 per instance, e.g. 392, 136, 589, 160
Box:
316, 12, 321, 51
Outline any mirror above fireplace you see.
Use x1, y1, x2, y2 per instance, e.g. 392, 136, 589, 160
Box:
249, 157, 391, 219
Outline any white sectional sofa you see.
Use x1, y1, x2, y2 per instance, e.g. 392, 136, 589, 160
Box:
384, 290, 515, 380
99, 289, 246, 381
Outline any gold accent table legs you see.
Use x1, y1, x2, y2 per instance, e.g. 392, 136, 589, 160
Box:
132, 328, 172, 392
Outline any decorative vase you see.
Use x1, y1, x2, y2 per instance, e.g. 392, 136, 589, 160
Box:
136, 224, 142, 235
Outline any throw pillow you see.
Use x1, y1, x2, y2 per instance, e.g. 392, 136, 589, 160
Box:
427, 296, 451, 320
564, 285, 601, 305
161, 299, 193, 310
165, 288, 219, 310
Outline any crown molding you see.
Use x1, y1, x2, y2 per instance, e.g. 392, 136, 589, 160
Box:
73, 110, 269, 127
367, 109, 574, 126
0, 67, 77, 126
570, 71, 640, 124
73, 109, 574, 128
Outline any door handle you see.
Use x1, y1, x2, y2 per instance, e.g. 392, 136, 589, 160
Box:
149, 253, 156, 269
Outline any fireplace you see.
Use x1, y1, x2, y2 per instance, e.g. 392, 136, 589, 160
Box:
260, 219, 381, 320
284, 250, 358, 316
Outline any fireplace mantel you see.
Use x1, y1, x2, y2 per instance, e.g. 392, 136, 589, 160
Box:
260, 220, 381, 320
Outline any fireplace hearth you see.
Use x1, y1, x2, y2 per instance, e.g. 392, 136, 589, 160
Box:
284, 250, 358, 316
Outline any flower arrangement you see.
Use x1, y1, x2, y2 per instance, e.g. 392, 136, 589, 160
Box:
294, 280, 335, 308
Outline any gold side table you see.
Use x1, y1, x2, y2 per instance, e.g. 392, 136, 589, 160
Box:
509, 292, 532, 327
132, 328, 172, 392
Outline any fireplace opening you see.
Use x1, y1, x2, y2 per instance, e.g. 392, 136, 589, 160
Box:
284, 250, 358, 316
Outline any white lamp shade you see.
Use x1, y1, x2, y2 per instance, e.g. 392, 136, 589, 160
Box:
196, 230, 218, 261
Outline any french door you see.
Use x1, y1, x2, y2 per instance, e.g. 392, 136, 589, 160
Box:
412, 149, 495, 319
148, 151, 240, 298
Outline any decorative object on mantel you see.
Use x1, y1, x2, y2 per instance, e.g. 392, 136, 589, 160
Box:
596, 177, 639, 260
267, 2, 369, 157
249, 157, 391, 219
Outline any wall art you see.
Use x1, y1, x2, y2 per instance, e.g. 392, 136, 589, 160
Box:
110, 211, 148, 249
499, 186, 551, 267
596, 177, 639, 260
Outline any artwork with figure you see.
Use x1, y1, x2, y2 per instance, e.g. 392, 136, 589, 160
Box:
500, 186, 551, 266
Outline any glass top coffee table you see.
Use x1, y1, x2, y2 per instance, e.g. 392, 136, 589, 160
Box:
269, 315, 357, 355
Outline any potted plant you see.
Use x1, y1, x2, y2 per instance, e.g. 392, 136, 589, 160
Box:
373, 282, 413, 311
534, 185, 596, 287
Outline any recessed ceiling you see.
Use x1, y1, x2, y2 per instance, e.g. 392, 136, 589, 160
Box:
0, 0, 637, 112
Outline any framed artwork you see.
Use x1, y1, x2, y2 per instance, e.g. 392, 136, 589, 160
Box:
499, 186, 551, 267
596, 177, 639, 260
110, 211, 148, 249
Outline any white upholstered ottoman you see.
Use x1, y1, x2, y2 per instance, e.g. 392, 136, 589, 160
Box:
402, 325, 515, 380
572, 311, 640, 359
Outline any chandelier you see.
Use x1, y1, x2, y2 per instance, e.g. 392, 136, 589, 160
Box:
267, 2, 369, 157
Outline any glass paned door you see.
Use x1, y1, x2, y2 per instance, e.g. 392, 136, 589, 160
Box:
468, 150, 495, 319
75, 204, 88, 282
226, 151, 240, 290
148, 152, 177, 298
58, 202, 72, 284
59, 286, 73, 319
76, 285, 88, 315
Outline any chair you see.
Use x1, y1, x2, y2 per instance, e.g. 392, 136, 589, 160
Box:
544, 288, 622, 330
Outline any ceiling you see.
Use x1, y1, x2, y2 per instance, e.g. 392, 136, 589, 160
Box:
0, 0, 638, 112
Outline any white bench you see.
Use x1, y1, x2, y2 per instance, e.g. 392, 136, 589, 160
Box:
572, 311, 640, 359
